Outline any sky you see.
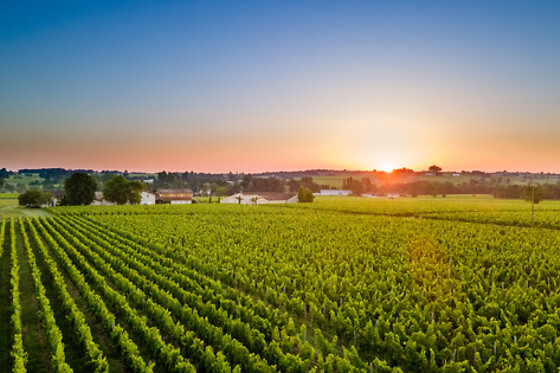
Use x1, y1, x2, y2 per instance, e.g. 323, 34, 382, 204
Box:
1, 1, 560, 173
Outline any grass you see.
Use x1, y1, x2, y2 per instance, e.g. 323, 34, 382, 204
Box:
0, 193, 19, 199
0, 199, 52, 218
0, 199, 18, 208
6, 174, 42, 184
4, 174, 43, 191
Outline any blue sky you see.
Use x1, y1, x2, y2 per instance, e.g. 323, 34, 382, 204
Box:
1, 1, 560, 172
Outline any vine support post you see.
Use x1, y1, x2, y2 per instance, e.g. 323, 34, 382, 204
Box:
530, 183, 535, 227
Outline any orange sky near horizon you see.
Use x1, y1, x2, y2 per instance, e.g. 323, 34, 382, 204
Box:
2, 122, 560, 173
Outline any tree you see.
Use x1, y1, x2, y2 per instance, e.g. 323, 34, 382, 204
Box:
16, 182, 26, 193
300, 176, 321, 193
522, 183, 543, 204
103, 175, 144, 205
522, 183, 543, 227
4, 183, 15, 193
342, 177, 364, 196
64, 173, 96, 205
428, 165, 442, 174
361, 178, 376, 193
215, 186, 230, 196
241, 174, 253, 191
0, 168, 10, 179
18, 190, 52, 208
297, 186, 314, 203
393, 167, 414, 175
128, 180, 143, 204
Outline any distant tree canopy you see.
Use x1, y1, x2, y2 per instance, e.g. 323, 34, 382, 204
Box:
18, 190, 52, 208
392, 167, 415, 175
297, 186, 314, 203
342, 177, 377, 196
64, 173, 96, 205
0, 168, 11, 179
522, 184, 544, 204
428, 165, 442, 174
103, 175, 144, 205
285, 177, 321, 194
215, 186, 230, 196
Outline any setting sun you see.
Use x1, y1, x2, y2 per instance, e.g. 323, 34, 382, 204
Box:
379, 164, 395, 173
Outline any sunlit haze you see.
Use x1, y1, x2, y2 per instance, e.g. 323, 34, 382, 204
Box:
2, 1, 560, 173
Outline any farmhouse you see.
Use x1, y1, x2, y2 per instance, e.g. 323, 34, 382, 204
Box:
156, 189, 193, 204
51, 191, 64, 206
140, 191, 156, 205
317, 189, 352, 196
91, 192, 114, 206
221, 192, 298, 205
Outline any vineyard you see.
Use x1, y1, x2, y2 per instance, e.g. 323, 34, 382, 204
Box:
2, 197, 560, 372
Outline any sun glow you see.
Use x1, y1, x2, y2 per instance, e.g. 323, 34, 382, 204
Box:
379, 163, 395, 173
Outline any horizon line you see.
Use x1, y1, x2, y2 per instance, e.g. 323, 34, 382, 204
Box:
5, 166, 560, 175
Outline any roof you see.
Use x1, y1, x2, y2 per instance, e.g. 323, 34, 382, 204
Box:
256, 192, 296, 201
156, 189, 193, 194
234, 192, 296, 201
156, 188, 193, 201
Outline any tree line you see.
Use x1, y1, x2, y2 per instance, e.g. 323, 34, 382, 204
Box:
12, 169, 560, 207
19, 173, 144, 207
18, 172, 321, 207
155, 172, 322, 196
342, 176, 560, 199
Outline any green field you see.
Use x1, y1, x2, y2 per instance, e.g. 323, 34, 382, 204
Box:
1, 197, 560, 372
4, 173, 43, 187
0, 193, 19, 199
2, 174, 62, 192
0, 198, 52, 218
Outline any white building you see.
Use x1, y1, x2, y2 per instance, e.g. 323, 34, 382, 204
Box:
318, 189, 352, 196
91, 191, 156, 206
140, 191, 156, 205
221, 193, 298, 205
91, 192, 115, 206
171, 200, 191, 205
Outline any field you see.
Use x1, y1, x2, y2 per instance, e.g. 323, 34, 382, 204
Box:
0, 193, 19, 199
6, 173, 43, 184
0, 196, 52, 218
1, 196, 560, 372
